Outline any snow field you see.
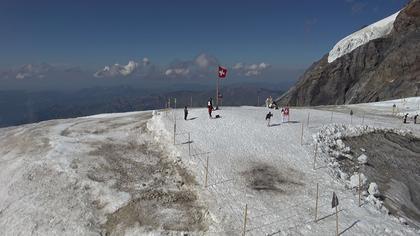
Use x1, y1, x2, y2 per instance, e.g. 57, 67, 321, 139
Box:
149, 103, 420, 235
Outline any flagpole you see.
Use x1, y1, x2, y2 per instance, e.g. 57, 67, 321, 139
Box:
216, 69, 220, 110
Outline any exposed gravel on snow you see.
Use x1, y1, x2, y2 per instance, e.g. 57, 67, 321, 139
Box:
0, 112, 208, 236
314, 123, 420, 229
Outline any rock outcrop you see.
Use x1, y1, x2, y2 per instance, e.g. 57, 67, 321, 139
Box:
278, 0, 420, 106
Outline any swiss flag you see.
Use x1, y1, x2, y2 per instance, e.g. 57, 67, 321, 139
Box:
218, 66, 227, 79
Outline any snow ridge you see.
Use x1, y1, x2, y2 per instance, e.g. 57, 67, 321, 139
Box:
328, 11, 400, 63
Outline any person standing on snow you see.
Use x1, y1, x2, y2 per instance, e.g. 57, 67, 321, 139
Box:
283, 105, 290, 123
280, 107, 285, 123
403, 113, 408, 124
266, 111, 273, 127
207, 98, 213, 118
414, 114, 418, 124
184, 106, 188, 120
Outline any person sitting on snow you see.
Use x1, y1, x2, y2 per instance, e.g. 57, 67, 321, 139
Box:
266, 111, 273, 127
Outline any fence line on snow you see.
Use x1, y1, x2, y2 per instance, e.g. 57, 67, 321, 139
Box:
163, 109, 366, 235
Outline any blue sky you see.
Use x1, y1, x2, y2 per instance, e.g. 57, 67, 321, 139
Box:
0, 0, 406, 70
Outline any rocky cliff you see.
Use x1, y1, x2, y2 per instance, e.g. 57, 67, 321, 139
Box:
278, 0, 420, 106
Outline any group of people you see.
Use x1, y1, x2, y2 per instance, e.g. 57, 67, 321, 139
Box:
265, 105, 290, 126
183, 98, 417, 128
265, 96, 278, 109
403, 113, 418, 124
184, 96, 289, 127
183, 97, 218, 121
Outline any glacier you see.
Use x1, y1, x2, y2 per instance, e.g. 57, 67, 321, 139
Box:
328, 11, 400, 63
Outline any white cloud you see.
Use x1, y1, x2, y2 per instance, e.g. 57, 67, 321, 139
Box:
163, 53, 218, 78
165, 68, 190, 76
16, 73, 26, 80
9, 63, 52, 80
233, 63, 244, 70
94, 59, 150, 78
142, 57, 150, 66
120, 61, 138, 76
232, 62, 271, 77
194, 53, 218, 68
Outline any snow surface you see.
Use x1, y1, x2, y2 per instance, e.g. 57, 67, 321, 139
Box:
328, 11, 400, 63
1, 97, 420, 235
149, 98, 420, 235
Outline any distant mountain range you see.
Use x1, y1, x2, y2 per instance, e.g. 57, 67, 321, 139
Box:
278, 0, 420, 106
0, 84, 283, 128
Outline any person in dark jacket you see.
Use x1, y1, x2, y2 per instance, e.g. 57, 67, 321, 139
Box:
414, 114, 418, 124
403, 113, 409, 124
266, 112, 273, 127
184, 106, 188, 120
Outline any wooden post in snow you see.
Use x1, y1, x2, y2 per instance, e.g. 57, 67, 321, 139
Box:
313, 143, 318, 170
307, 112, 310, 127
362, 113, 365, 125
188, 132, 191, 156
204, 155, 209, 187
315, 183, 319, 222
358, 172, 361, 207
300, 122, 304, 146
336, 205, 339, 236
332, 192, 339, 236
242, 204, 248, 236
173, 123, 176, 145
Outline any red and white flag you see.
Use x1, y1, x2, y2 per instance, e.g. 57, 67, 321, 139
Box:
218, 66, 227, 79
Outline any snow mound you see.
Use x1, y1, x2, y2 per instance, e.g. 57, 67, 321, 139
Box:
358, 154, 368, 164
368, 182, 380, 197
350, 173, 367, 188
328, 11, 400, 63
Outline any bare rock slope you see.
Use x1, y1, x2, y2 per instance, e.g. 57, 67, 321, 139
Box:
278, 0, 420, 106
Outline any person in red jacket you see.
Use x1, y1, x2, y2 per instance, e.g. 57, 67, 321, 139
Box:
283, 105, 290, 122
207, 98, 213, 118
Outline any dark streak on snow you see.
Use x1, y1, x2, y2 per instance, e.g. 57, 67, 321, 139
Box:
241, 162, 304, 193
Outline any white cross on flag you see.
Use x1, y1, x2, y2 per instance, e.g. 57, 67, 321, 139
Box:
218, 66, 227, 79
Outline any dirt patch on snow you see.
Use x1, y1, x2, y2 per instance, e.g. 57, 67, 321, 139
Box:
86, 119, 207, 235
103, 189, 207, 234
241, 162, 304, 193
343, 131, 420, 229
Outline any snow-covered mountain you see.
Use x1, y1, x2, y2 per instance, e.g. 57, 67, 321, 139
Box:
1, 99, 420, 235
328, 11, 400, 63
278, 0, 420, 106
